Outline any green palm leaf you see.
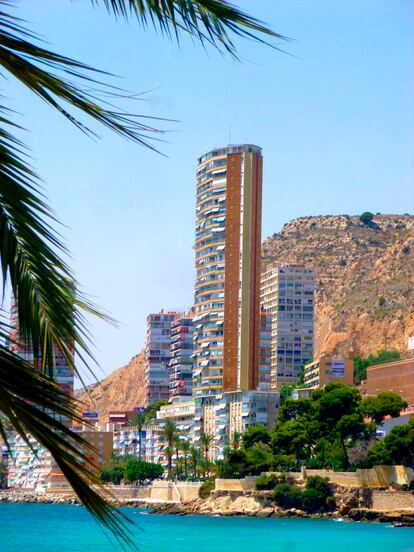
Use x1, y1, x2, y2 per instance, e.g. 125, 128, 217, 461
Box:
0, 348, 136, 548
94, 0, 288, 55
0, 0, 282, 546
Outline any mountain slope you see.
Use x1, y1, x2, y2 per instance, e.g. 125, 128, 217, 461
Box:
262, 214, 414, 358
78, 350, 146, 422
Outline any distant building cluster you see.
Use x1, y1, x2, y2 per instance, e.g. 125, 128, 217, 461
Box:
5, 143, 414, 488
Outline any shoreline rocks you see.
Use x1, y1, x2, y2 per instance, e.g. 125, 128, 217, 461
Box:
2, 489, 413, 526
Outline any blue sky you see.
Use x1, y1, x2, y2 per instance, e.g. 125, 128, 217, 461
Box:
9, 1, 414, 383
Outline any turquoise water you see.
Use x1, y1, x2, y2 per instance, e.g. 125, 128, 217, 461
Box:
1, 504, 414, 552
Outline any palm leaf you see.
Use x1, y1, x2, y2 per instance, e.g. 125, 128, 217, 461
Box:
0, 8, 163, 150
94, 0, 288, 55
0, 348, 136, 549
0, 0, 283, 545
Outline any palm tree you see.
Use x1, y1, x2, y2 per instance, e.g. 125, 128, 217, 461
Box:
173, 437, 182, 479
159, 419, 179, 478
180, 440, 192, 479
0, 0, 283, 543
200, 432, 215, 475
163, 446, 174, 479
231, 432, 242, 450
128, 413, 146, 460
189, 446, 202, 480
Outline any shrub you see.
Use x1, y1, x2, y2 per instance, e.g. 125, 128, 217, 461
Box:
100, 466, 123, 485
300, 476, 335, 512
402, 245, 410, 255
272, 483, 302, 509
199, 478, 215, 499
378, 296, 385, 307
301, 488, 326, 513
124, 459, 163, 484
255, 474, 283, 491
360, 212, 374, 225
326, 495, 337, 511
306, 476, 331, 496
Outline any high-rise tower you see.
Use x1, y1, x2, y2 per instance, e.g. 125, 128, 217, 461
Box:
193, 145, 263, 397
144, 310, 179, 406
261, 263, 314, 388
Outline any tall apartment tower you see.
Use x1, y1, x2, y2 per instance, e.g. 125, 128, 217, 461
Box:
261, 264, 314, 388
169, 316, 194, 403
144, 311, 178, 406
193, 144, 263, 397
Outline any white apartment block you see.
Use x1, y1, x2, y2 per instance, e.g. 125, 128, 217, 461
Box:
194, 390, 280, 459
261, 263, 314, 388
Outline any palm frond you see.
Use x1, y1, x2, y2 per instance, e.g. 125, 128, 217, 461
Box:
0, 348, 136, 549
0, 7, 163, 150
0, 0, 285, 545
0, 118, 110, 381
94, 0, 289, 55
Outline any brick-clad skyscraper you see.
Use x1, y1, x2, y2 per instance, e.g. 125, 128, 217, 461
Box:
193, 145, 263, 397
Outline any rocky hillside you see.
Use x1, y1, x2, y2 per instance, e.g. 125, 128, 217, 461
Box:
262, 214, 414, 358
78, 350, 146, 422
78, 214, 413, 418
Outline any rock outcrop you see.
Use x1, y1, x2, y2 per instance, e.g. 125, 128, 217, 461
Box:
262, 214, 414, 358
78, 350, 146, 422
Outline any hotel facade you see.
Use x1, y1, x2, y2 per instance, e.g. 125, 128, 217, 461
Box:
193, 145, 263, 398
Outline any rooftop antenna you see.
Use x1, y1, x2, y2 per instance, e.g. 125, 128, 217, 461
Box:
228, 121, 232, 145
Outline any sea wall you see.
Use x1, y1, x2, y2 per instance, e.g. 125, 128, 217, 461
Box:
372, 491, 414, 511
176, 482, 202, 502
305, 466, 413, 488
149, 481, 202, 502
103, 485, 151, 499
215, 466, 414, 492
149, 481, 180, 502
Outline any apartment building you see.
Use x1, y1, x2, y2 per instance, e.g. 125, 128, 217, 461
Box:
144, 401, 195, 467
7, 434, 53, 490
169, 316, 194, 402
302, 357, 353, 389
261, 264, 314, 388
193, 144, 263, 398
193, 390, 279, 458
258, 309, 272, 390
144, 310, 179, 406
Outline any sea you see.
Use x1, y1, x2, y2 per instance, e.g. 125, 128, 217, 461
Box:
1, 504, 413, 552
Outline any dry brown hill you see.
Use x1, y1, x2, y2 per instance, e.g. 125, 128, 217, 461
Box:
78, 350, 146, 422
263, 214, 414, 358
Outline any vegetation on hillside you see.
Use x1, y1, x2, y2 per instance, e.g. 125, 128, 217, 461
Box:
353, 350, 401, 383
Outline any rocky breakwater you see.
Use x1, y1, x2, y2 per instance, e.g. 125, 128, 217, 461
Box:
0, 490, 79, 505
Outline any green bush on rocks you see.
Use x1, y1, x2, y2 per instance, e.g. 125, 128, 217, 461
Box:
255, 474, 284, 490
199, 479, 215, 499
272, 483, 302, 509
